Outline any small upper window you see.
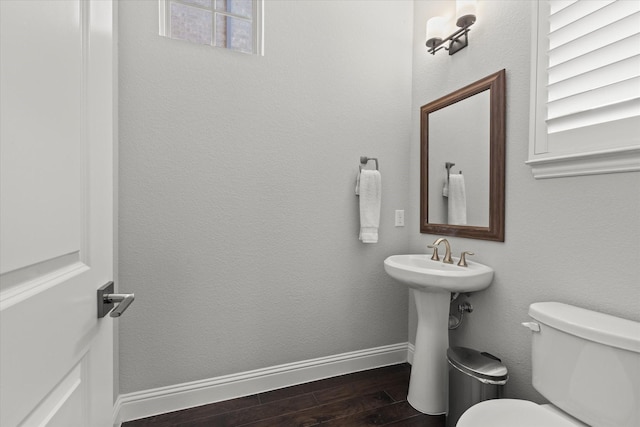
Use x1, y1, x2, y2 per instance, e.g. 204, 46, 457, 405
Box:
159, 0, 263, 55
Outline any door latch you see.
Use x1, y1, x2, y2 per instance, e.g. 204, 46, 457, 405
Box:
97, 282, 135, 318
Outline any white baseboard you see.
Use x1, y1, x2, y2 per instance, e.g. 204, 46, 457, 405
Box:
114, 342, 410, 426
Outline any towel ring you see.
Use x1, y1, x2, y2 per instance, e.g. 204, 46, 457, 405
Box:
445, 162, 462, 180
360, 156, 379, 171
445, 162, 455, 180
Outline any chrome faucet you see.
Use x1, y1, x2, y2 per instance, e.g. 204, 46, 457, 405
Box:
432, 238, 454, 264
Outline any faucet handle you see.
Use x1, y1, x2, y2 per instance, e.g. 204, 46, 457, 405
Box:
457, 251, 475, 267
427, 245, 440, 261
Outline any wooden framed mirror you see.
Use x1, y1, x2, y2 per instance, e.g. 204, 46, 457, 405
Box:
420, 69, 505, 241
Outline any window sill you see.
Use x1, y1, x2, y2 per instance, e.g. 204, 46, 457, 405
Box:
526, 146, 640, 179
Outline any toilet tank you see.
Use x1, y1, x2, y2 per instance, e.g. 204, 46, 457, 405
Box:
527, 302, 640, 427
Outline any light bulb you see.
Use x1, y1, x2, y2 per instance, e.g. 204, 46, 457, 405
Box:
426, 16, 446, 48
456, 0, 477, 27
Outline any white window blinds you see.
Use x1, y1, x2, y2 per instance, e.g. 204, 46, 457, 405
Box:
528, 0, 640, 178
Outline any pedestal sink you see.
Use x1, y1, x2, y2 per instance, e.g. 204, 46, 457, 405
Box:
384, 254, 494, 414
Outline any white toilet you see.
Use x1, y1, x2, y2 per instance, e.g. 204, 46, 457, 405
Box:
457, 302, 640, 427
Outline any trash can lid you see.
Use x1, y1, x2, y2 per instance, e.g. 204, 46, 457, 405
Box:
447, 346, 508, 384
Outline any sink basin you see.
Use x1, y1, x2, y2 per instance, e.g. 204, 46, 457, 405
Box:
384, 254, 494, 292
383, 253, 494, 415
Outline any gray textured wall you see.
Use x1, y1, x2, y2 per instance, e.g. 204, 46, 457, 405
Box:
410, 0, 640, 402
118, 0, 414, 394
118, 0, 640, 400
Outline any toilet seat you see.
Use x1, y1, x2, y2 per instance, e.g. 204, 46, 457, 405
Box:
456, 399, 586, 427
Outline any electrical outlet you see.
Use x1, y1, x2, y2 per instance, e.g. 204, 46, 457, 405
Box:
395, 210, 405, 227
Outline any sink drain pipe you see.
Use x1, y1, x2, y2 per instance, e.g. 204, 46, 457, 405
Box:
449, 301, 473, 330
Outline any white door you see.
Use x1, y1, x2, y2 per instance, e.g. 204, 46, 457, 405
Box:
0, 1, 116, 426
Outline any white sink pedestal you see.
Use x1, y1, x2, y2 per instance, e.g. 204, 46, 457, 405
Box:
383, 253, 494, 415
408, 288, 450, 414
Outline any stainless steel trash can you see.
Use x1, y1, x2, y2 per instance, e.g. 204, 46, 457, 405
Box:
447, 346, 508, 427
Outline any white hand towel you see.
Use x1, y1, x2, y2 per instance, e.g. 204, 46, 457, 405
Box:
358, 170, 381, 243
447, 174, 467, 225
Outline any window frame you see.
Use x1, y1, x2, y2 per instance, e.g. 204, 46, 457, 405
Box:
159, 0, 264, 55
527, 0, 640, 179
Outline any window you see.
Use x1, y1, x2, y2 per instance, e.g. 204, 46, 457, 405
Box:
159, 0, 263, 55
528, 0, 640, 178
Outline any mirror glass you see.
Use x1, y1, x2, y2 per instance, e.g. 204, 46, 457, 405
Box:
428, 91, 490, 226
420, 70, 505, 241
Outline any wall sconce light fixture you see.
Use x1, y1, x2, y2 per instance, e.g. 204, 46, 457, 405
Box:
426, 0, 477, 56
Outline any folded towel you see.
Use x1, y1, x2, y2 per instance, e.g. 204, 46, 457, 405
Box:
358, 170, 381, 243
447, 174, 467, 225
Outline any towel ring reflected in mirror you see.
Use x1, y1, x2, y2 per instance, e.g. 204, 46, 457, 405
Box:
420, 69, 505, 242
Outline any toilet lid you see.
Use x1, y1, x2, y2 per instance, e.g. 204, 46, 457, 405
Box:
456, 399, 584, 427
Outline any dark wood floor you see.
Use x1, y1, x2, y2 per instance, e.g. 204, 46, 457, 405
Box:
123, 363, 445, 427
